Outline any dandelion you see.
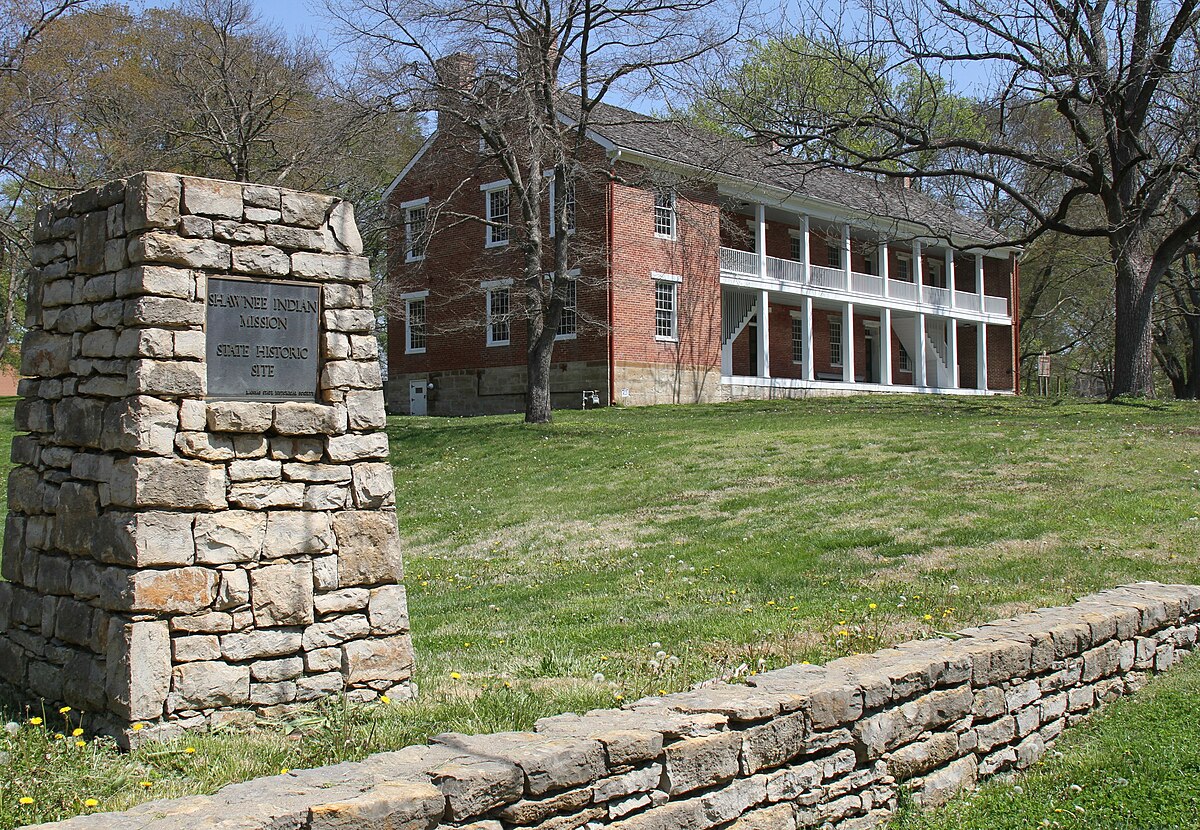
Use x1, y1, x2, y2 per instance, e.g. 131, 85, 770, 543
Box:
139, 781, 153, 789
132, 723, 146, 731
281, 768, 291, 775
58, 706, 71, 714
450, 672, 462, 680
868, 603, 877, 610
75, 740, 86, 747
72, 728, 84, 737
18, 797, 33, 806
924, 614, 933, 621
29, 717, 43, 726
380, 695, 391, 705
84, 799, 99, 808
593, 672, 605, 682
185, 747, 196, 754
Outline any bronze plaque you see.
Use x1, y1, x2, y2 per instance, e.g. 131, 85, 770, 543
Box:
206, 276, 320, 401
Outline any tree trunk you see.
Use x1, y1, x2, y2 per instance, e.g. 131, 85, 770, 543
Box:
525, 328, 554, 423
1111, 251, 1157, 398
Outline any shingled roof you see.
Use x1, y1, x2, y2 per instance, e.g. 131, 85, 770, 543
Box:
579, 98, 1007, 247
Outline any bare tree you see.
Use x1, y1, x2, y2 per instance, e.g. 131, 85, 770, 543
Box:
332, 0, 745, 422
702, 0, 1200, 399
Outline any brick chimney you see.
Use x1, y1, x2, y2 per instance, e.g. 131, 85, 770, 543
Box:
434, 52, 477, 130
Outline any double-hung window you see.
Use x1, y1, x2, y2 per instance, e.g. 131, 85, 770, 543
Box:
898, 342, 912, 372
403, 291, 428, 354
926, 259, 944, 287
829, 317, 843, 367
402, 198, 428, 262
653, 272, 680, 341
550, 178, 576, 237
746, 219, 758, 253
791, 316, 804, 363
484, 280, 511, 345
789, 233, 803, 262
556, 276, 577, 339
482, 181, 510, 247
654, 188, 676, 239
826, 239, 842, 269
895, 254, 911, 281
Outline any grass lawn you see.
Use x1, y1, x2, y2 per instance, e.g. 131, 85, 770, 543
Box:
2, 394, 1199, 827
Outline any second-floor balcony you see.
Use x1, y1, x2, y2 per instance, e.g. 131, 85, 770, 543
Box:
720, 247, 1011, 317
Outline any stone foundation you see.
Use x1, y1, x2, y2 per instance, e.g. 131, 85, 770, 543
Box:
387, 362, 609, 416
23, 582, 1200, 829
0, 172, 413, 743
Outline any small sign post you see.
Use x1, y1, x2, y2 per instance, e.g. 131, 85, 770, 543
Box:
1037, 352, 1051, 397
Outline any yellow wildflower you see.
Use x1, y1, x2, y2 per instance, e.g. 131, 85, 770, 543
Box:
184, 747, 196, 754
18, 797, 33, 806
72, 728, 84, 737
450, 671, 462, 680
380, 695, 391, 705
139, 781, 153, 789
29, 717, 42, 725
75, 740, 86, 747
281, 768, 290, 775
84, 799, 99, 808
132, 723, 145, 731
868, 603, 877, 610
58, 706, 71, 714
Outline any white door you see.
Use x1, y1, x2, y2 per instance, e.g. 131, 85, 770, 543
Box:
408, 381, 427, 416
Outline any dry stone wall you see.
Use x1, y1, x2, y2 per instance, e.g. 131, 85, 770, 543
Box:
23, 582, 1200, 830
0, 172, 413, 744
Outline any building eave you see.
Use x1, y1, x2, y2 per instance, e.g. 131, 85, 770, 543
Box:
382, 131, 439, 203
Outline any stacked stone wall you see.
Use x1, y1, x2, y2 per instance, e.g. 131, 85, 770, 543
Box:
0, 172, 413, 743
24, 582, 1199, 830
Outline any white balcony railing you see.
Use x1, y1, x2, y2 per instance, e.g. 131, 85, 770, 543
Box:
983, 295, 1009, 315
720, 247, 759, 277
923, 285, 952, 307
888, 279, 920, 302
717, 247, 1011, 318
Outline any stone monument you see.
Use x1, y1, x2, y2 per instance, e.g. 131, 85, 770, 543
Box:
0, 172, 413, 743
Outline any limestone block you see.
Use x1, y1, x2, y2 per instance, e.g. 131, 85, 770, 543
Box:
102, 395, 178, 455
99, 511, 195, 567
322, 330, 350, 360
306, 647, 342, 673
425, 755, 524, 820
229, 480, 305, 509
284, 463, 352, 483
176, 431, 237, 461
308, 780, 445, 830
302, 614, 371, 650
216, 569, 250, 610
170, 611, 234, 634
109, 456, 226, 510
194, 510, 266, 564
327, 432, 390, 462
323, 308, 375, 333
282, 191, 334, 228
129, 232, 231, 270
353, 463, 396, 509
315, 588, 370, 615
81, 328, 118, 358
232, 245, 290, 276
251, 680, 298, 706
118, 566, 219, 614
221, 629, 303, 661
173, 660, 251, 709
183, 177, 243, 219
174, 329, 205, 359
445, 732, 607, 799
497, 786, 592, 824
125, 171, 181, 232
129, 359, 206, 397
106, 619, 172, 721
251, 657, 304, 683
292, 251, 371, 282
1005, 680, 1041, 712
20, 330, 71, 377
973, 715, 1016, 752
267, 224, 326, 251
53, 396, 106, 448
207, 400, 274, 432
322, 359, 380, 389
180, 215, 213, 238
228, 458, 282, 481
369, 585, 409, 635
334, 511, 404, 586
115, 265, 194, 298
244, 184, 281, 209
885, 732, 958, 780
174, 635, 221, 662
250, 560, 315, 627
128, 294, 205, 327
918, 754, 977, 809
214, 220, 267, 243
304, 485, 352, 511
297, 671, 345, 701
662, 730, 742, 794
75, 210, 109, 273
326, 200, 364, 254
244, 207, 281, 224
341, 634, 413, 684
346, 389, 388, 430
274, 401, 347, 435
264, 510, 335, 557
313, 555, 339, 591
972, 686, 1006, 719
741, 711, 807, 774
271, 436, 325, 461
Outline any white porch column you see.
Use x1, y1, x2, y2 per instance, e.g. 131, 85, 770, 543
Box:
977, 321, 988, 390
947, 318, 959, 388
945, 247, 956, 307
915, 311, 927, 387
843, 302, 855, 383
913, 240, 924, 302
975, 253, 985, 298
755, 204, 767, 280
878, 240, 890, 297
802, 295, 814, 381
757, 288, 770, 378
800, 214, 811, 284
881, 307, 893, 386
842, 223, 852, 287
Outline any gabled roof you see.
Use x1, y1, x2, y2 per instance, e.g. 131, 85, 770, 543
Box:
575, 99, 1008, 248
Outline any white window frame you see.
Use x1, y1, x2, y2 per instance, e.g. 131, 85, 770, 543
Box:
790, 313, 803, 364
788, 230, 803, 262
653, 271, 681, 341
549, 176, 576, 238
829, 317, 843, 367
402, 290, 429, 355
826, 238, 842, 269
898, 342, 912, 372
401, 197, 429, 263
547, 269, 579, 340
483, 278, 512, 346
481, 179, 510, 248
654, 188, 676, 240
895, 253, 912, 281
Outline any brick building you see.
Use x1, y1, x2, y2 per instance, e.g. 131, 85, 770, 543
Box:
384, 96, 1019, 415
